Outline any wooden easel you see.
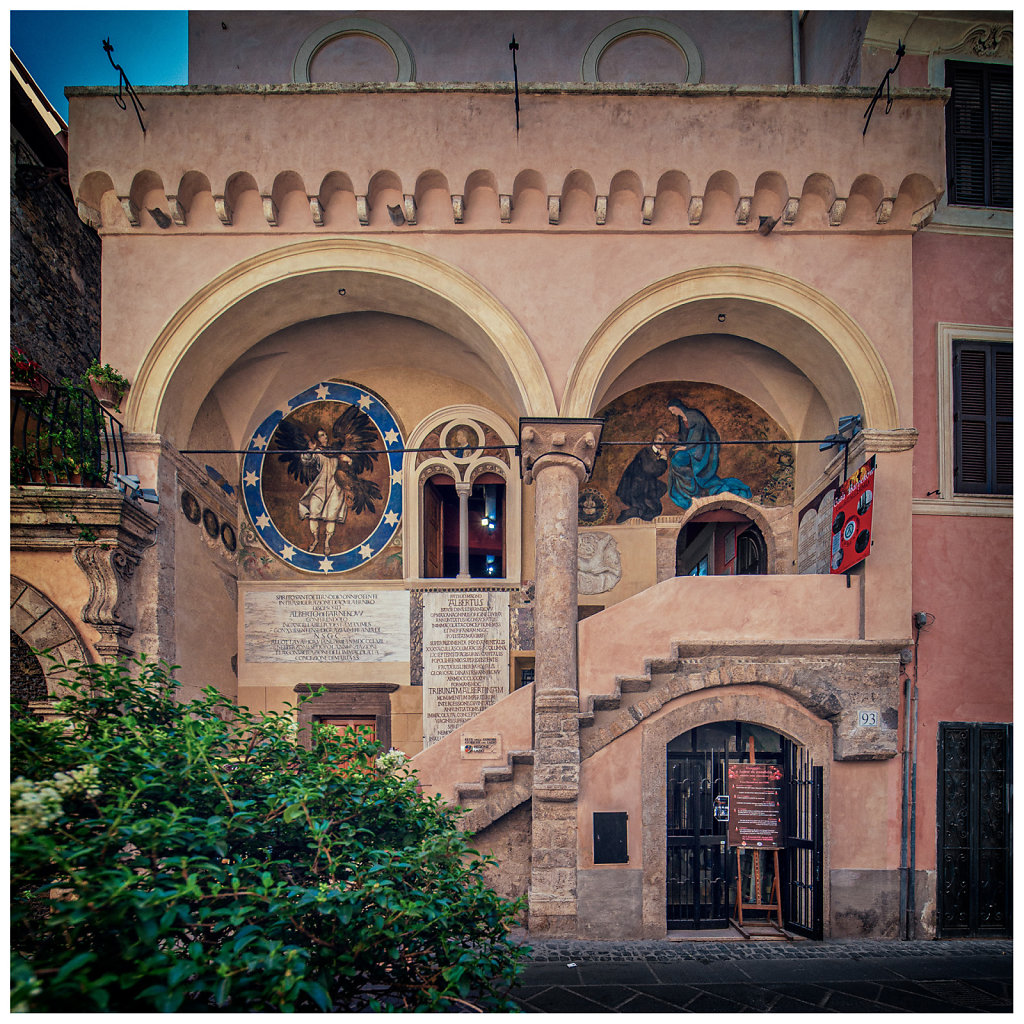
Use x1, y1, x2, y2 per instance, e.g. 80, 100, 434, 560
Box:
732, 737, 783, 930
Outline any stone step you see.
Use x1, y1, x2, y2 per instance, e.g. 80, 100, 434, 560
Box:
453, 748, 536, 806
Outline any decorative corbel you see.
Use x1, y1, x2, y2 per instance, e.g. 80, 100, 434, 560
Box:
499, 194, 512, 223
77, 200, 102, 229
451, 194, 465, 223
118, 196, 140, 227
356, 195, 370, 226
309, 196, 324, 226
594, 195, 608, 225
687, 196, 704, 225
547, 196, 561, 225
73, 543, 144, 663
641, 195, 656, 225
783, 197, 800, 225
911, 201, 937, 230
876, 198, 895, 224
261, 194, 278, 227
166, 195, 186, 226
213, 194, 233, 225
735, 196, 752, 225
828, 198, 848, 226
403, 194, 417, 225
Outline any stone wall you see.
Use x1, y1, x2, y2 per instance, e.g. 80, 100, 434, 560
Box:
473, 800, 532, 923
11, 132, 100, 383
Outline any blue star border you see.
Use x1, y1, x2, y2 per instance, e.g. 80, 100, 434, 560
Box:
241, 381, 404, 574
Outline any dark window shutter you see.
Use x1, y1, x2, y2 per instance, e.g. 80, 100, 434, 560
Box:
946, 62, 1012, 209
954, 341, 1013, 495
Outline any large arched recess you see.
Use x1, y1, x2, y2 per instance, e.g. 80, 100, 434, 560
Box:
126, 238, 556, 441
562, 266, 900, 429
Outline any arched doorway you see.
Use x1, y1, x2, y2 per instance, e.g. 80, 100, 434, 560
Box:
675, 513, 768, 577
666, 721, 822, 937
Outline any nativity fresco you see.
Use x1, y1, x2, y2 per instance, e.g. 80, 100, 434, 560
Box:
582, 382, 794, 525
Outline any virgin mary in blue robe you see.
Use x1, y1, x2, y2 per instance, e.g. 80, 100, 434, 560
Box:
666, 399, 752, 509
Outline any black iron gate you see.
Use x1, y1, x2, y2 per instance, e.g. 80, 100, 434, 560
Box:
781, 744, 823, 938
666, 752, 730, 928
666, 730, 822, 937
937, 722, 1012, 937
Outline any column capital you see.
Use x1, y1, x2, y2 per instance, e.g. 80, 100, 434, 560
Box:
519, 417, 604, 485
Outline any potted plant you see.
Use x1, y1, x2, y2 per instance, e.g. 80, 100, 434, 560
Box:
10, 348, 49, 397
85, 359, 130, 412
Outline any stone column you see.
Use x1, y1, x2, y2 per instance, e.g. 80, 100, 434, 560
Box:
520, 417, 603, 937
455, 482, 471, 579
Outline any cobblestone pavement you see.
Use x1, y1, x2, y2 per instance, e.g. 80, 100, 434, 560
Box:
508, 938, 1013, 1013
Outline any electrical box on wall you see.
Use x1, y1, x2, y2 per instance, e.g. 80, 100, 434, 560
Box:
593, 811, 628, 864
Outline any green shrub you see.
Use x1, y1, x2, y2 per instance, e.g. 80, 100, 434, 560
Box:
10, 658, 527, 1012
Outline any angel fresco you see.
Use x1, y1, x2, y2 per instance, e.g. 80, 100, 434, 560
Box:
272, 404, 383, 556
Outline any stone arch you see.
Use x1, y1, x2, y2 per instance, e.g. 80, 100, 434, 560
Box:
668, 494, 784, 575
562, 265, 900, 429
639, 686, 832, 936
126, 238, 557, 443
10, 576, 91, 708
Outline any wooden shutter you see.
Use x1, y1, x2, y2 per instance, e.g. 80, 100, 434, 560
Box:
953, 341, 1012, 494
946, 62, 1013, 209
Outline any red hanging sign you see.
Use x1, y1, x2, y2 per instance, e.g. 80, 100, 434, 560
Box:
830, 456, 876, 574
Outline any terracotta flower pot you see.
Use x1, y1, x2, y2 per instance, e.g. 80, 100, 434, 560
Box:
89, 376, 126, 411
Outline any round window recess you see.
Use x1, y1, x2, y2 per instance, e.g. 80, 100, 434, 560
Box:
292, 18, 416, 83
309, 32, 398, 84
581, 18, 703, 85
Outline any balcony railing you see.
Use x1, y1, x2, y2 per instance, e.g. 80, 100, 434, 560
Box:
11, 382, 129, 487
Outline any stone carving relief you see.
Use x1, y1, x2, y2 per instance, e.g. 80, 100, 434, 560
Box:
578, 531, 622, 595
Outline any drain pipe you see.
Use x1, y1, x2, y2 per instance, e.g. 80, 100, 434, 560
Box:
792, 11, 803, 85
908, 612, 928, 938
898, 643, 913, 939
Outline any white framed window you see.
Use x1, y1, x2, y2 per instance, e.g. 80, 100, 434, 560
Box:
922, 323, 1012, 516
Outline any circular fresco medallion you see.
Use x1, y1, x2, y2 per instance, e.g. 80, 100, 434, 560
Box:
180, 490, 201, 523
444, 423, 479, 457
578, 487, 609, 526
202, 508, 220, 538
241, 381, 404, 574
221, 523, 237, 553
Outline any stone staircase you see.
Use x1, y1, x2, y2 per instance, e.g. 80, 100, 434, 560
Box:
453, 749, 535, 832
449, 632, 904, 829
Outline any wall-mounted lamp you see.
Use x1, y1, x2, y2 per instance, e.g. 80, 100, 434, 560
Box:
819, 414, 863, 452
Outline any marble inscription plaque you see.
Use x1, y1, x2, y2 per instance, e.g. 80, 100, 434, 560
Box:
797, 480, 838, 575
244, 589, 410, 663
423, 591, 510, 747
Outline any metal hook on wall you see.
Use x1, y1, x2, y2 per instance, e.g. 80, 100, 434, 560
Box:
863, 39, 905, 136
103, 38, 146, 135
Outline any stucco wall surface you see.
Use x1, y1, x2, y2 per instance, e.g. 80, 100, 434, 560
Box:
911, 231, 1012, 498
91, 232, 916, 444
188, 11, 796, 87
910, 513, 1012, 874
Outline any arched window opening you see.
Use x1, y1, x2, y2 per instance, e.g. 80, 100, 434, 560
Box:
470, 473, 505, 578
675, 512, 768, 577
422, 473, 506, 579
408, 410, 520, 582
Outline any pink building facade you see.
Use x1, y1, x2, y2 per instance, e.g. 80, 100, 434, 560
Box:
14, 10, 1010, 940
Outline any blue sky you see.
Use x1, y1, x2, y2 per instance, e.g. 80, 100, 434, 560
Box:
10, 10, 188, 122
